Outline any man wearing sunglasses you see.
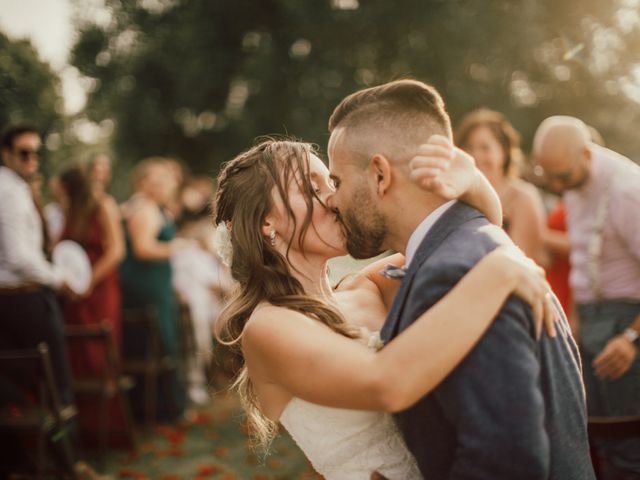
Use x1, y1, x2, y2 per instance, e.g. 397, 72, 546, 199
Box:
0, 125, 75, 408
533, 116, 640, 480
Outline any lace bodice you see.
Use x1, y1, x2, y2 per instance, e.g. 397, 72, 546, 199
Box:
279, 397, 421, 479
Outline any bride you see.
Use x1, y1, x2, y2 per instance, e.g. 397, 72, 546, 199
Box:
213, 137, 555, 479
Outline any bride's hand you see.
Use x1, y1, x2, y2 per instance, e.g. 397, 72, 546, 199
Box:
409, 134, 477, 200
486, 246, 558, 339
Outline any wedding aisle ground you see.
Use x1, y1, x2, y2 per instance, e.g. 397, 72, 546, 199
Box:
102, 390, 319, 480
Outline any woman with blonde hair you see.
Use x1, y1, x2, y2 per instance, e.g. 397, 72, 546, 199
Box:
119, 158, 186, 420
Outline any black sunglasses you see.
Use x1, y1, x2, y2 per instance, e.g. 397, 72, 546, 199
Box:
15, 148, 41, 162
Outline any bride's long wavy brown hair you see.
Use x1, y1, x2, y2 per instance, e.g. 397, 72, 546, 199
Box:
213, 139, 359, 449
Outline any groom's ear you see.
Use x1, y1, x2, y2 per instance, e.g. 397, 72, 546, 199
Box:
369, 154, 392, 197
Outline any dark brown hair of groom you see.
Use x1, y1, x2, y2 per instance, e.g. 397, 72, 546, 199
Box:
328, 78, 452, 137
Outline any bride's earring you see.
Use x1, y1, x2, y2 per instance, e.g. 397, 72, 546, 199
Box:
269, 230, 276, 246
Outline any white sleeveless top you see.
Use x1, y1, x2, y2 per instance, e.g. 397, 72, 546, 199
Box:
279, 397, 421, 479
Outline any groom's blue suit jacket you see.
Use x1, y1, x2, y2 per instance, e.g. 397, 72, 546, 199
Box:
380, 202, 595, 480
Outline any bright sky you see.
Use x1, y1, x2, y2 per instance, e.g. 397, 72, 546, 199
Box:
0, 0, 87, 114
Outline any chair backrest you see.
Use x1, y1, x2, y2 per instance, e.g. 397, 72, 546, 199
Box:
0, 343, 64, 421
121, 307, 164, 359
588, 416, 640, 439
177, 301, 196, 362
65, 322, 120, 380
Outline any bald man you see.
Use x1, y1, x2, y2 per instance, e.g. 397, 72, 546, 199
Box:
533, 116, 640, 479
327, 81, 594, 480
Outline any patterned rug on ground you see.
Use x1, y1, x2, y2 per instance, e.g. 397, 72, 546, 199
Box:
102, 390, 319, 480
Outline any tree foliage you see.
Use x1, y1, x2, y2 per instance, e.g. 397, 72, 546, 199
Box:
0, 31, 63, 151
70, 0, 640, 176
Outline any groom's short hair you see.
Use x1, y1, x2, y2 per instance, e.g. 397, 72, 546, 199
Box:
328, 79, 451, 139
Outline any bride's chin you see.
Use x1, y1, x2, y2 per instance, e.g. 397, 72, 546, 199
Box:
315, 241, 348, 260
327, 244, 348, 259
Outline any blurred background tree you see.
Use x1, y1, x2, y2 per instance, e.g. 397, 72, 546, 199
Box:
0, 31, 64, 175
17, 0, 640, 191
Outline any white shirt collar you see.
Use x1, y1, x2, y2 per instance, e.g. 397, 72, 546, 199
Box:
405, 200, 457, 266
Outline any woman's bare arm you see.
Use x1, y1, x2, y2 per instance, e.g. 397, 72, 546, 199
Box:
89, 197, 125, 289
336, 253, 404, 312
410, 135, 502, 226
243, 248, 552, 413
543, 228, 570, 258
459, 168, 502, 226
508, 185, 546, 263
127, 200, 172, 260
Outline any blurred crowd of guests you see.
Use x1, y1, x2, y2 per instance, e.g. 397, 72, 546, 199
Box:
0, 107, 639, 478
455, 111, 640, 479
0, 125, 230, 475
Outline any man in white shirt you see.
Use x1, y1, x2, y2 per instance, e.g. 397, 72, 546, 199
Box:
0, 125, 74, 406
533, 116, 640, 479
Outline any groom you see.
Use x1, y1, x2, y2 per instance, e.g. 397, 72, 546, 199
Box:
326, 80, 595, 479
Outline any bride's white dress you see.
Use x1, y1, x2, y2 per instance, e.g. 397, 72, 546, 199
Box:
279, 396, 421, 479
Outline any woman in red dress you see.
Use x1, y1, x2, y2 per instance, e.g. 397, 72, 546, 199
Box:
58, 166, 126, 443
543, 201, 572, 318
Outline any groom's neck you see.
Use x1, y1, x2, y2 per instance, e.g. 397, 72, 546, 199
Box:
385, 193, 449, 256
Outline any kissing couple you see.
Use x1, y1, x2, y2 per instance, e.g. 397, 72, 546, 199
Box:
212, 79, 595, 479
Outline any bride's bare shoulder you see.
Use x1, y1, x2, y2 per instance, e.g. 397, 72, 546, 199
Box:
249, 302, 304, 321
244, 303, 315, 343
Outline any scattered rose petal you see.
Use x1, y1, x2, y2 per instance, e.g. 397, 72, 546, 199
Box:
213, 446, 229, 458
197, 464, 223, 475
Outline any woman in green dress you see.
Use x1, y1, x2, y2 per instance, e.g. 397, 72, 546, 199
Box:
119, 158, 186, 420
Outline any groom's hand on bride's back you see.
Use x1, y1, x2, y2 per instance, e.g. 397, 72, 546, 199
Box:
409, 134, 476, 200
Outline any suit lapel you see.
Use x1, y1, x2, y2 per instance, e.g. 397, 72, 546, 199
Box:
380, 202, 485, 342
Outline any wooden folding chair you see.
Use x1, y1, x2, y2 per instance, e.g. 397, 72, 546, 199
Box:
0, 343, 79, 480
120, 308, 178, 429
65, 322, 137, 465
177, 301, 197, 376
588, 415, 640, 438
588, 415, 640, 478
